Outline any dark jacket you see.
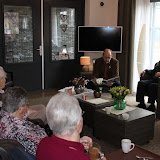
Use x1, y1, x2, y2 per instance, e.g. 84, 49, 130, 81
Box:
144, 61, 160, 82
92, 57, 119, 79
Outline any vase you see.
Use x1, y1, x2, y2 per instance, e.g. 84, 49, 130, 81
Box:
113, 99, 126, 110
94, 90, 101, 98
74, 86, 84, 94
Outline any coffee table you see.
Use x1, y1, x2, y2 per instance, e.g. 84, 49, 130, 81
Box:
94, 107, 155, 146
77, 93, 113, 129
105, 145, 160, 160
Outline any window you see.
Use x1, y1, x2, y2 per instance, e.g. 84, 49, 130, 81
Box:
150, 2, 160, 68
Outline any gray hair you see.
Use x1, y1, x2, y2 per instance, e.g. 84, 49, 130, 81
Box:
0, 66, 6, 79
2, 86, 28, 113
46, 92, 82, 136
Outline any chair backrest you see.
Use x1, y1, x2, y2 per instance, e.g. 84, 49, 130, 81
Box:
0, 139, 36, 160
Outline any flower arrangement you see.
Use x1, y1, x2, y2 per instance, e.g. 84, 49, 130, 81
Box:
72, 77, 88, 88
109, 86, 131, 100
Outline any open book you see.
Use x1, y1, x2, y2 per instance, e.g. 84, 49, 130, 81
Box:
102, 76, 120, 84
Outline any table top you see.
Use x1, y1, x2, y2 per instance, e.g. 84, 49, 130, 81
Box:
96, 106, 155, 122
105, 145, 160, 160
78, 92, 113, 107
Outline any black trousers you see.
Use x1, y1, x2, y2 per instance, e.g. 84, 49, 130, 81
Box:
136, 79, 158, 104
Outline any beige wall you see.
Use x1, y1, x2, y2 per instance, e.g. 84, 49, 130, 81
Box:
84, 0, 118, 71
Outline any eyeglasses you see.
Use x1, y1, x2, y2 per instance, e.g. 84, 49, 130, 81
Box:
82, 111, 85, 116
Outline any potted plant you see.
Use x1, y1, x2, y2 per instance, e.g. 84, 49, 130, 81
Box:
109, 86, 131, 110
72, 77, 88, 94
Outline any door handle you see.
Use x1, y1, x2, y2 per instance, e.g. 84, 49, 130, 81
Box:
37, 45, 42, 56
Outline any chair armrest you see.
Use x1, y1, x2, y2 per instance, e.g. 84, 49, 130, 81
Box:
27, 118, 52, 136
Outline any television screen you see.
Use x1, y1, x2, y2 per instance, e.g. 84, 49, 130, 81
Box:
78, 26, 123, 53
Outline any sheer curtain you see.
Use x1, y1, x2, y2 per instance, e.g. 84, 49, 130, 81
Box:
130, 0, 150, 92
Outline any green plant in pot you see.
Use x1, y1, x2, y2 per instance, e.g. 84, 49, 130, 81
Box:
109, 86, 131, 110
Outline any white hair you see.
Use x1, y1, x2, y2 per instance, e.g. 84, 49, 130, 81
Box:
46, 92, 82, 136
0, 66, 6, 79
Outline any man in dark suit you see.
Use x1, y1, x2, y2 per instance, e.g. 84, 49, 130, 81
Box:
136, 61, 160, 112
92, 49, 120, 88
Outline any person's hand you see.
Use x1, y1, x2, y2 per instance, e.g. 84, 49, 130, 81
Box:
24, 107, 37, 117
155, 72, 160, 77
80, 136, 92, 151
140, 70, 146, 77
106, 82, 113, 87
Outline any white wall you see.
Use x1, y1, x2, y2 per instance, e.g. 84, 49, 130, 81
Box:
84, 0, 118, 71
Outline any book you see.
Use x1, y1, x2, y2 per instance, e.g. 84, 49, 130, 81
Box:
102, 76, 120, 84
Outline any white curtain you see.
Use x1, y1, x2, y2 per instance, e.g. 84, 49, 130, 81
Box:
130, 0, 150, 93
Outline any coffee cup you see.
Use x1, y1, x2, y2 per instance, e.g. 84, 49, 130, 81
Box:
105, 107, 111, 114
121, 139, 135, 153
88, 142, 101, 160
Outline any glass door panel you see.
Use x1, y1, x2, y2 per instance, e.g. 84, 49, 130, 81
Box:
51, 8, 75, 60
4, 5, 33, 63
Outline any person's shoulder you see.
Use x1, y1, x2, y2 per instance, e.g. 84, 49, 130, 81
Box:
95, 57, 103, 63
111, 57, 119, 63
39, 136, 50, 145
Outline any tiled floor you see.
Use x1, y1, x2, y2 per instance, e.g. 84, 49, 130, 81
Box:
28, 88, 58, 106
28, 88, 58, 99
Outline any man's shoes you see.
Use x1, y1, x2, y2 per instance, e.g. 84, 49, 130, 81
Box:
137, 103, 146, 109
147, 104, 155, 112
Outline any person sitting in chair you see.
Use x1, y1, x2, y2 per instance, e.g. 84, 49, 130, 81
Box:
91, 49, 120, 91
36, 93, 106, 160
0, 86, 47, 156
0, 66, 47, 124
136, 61, 160, 112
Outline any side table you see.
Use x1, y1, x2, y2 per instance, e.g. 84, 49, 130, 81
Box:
94, 107, 155, 147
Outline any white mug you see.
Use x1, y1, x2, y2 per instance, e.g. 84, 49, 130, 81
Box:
121, 139, 135, 153
105, 107, 111, 114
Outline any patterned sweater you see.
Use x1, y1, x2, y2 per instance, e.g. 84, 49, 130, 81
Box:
0, 110, 47, 156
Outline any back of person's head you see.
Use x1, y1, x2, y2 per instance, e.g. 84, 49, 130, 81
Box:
46, 92, 82, 136
2, 86, 28, 113
0, 66, 6, 79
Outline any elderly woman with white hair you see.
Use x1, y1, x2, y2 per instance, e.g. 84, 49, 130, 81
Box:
36, 93, 106, 160
0, 67, 6, 107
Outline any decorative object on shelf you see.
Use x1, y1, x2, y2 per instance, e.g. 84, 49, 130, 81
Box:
109, 86, 131, 110
60, 11, 68, 32
71, 77, 89, 94
60, 11, 68, 22
60, 24, 67, 32
80, 56, 90, 72
59, 45, 69, 60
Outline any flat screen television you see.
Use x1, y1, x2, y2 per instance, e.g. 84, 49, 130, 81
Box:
78, 26, 123, 53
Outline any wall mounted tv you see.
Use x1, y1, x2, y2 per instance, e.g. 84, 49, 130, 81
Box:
78, 26, 123, 53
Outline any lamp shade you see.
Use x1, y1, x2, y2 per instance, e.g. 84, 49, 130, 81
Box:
80, 56, 90, 65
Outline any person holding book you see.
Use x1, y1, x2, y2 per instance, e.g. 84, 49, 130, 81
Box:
91, 49, 121, 91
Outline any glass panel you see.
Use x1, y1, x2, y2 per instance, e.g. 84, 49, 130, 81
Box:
51, 8, 75, 60
4, 5, 33, 63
